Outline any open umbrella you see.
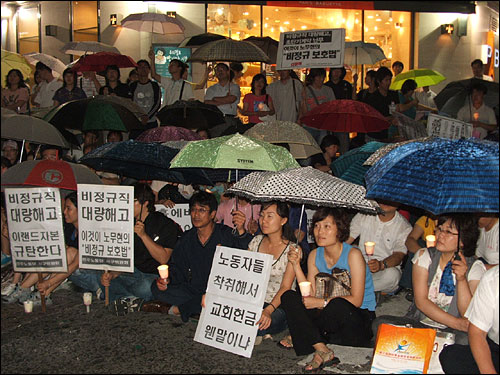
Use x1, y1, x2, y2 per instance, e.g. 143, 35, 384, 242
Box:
121, 13, 185, 34
156, 100, 225, 129
244, 120, 322, 159
187, 39, 271, 63
23, 52, 66, 77
1, 50, 34, 87
136, 126, 201, 143
363, 137, 433, 166
301, 99, 390, 133
60, 41, 120, 55
78, 140, 213, 185
344, 41, 387, 66
227, 166, 379, 214
390, 69, 446, 91
44, 96, 142, 133
243, 36, 279, 64
365, 137, 499, 215
179, 33, 227, 47
70, 52, 137, 73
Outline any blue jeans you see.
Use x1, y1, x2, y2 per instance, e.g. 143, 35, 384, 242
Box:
68, 269, 102, 294
96, 267, 157, 302
258, 303, 288, 336
151, 282, 202, 322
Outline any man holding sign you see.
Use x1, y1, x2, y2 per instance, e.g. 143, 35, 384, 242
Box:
142, 191, 253, 322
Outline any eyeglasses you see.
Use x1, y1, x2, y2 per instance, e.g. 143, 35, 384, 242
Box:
435, 226, 459, 237
190, 207, 210, 214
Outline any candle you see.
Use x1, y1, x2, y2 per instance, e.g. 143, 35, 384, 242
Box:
298, 281, 312, 297
83, 292, 92, 313
473, 112, 479, 121
364, 241, 375, 256
426, 235, 436, 248
157, 265, 169, 280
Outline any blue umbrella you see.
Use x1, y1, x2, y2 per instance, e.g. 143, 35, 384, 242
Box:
365, 138, 499, 215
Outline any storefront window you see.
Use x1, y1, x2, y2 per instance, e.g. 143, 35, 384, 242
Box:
72, 1, 98, 48
18, 6, 39, 55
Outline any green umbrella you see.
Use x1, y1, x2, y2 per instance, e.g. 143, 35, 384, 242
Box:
169, 133, 299, 172
390, 69, 446, 91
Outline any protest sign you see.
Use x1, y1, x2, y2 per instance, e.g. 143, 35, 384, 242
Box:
305, 208, 316, 244
152, 44, 192, 81
276, 28, 345, 70
5, 188, 66, 273
154, 203, 192, 232
393, 112, 428, 140
194, 246, 273, 358
78, 184, 134, 273
427, 114, 472, 139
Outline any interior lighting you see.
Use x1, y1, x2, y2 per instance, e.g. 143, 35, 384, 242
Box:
301, 25, 307, 29
355, 19, 359, 24
1, 7, 12, 18
369, 36, 375, 39
367, 15, 373, 19
284, 21, 289, 25
395, 23, 402, 29
217, 8, 223, 15
376, 18, 382, 22
374, 26, 378, 31
243, 12, 249, 16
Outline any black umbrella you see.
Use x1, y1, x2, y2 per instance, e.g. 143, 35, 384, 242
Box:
243, 36, 279, 64
179, 32, 228, 47
156, 100, 225, 130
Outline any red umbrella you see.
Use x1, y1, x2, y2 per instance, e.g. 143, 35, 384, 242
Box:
71, 52, 137, 73
300, 99, 390, 133
135, 126, 202, 143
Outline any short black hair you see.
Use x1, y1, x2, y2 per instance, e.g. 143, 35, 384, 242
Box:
470, 81, 488, 95
136, 60, 150, 69
366, 70, 377, 79
310, 207, 352, 243
392, 61, 404, 70
401, 79, 417, 95
107, 131, 123, 142
40, 144, 63, 159
375, 67, 393, 86
215, 63, 230, 71
230, 62, 244, 73
189, 191, 217, 213
35, 61, 51, 73
437, 214, 479, 257
471, 59, 484, 67
134, 183, 155, 213
320, 134, 340, 153
328, 66, 346, 81
105, 65, 121, 79
62, 68, 78, 89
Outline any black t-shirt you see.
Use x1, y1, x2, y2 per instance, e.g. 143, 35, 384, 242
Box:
357, 89, 375, 104
99, 82, 132, 99
64, 222, 78, 248
364, 89, 399, 140
325, 80, 353, 100
134, 211, 182, 274
310, 152, 327, 168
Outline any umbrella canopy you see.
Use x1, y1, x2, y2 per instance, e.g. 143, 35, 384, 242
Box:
136, 126, 201, 143
156, 100, 225, 129
365, 137, 499, 215
1, 114, 70, 149
301, 99, 390, 133
121, 13, 185, 34
227, 167, 379, 214
70, 52, 137, 73
434, 78, 499, 117
1, 50, 34, 87
344, 41, 387, 66
60, 41, 120, 55
188, 39, 271, 63
363, 137, 433, 166
170, 133, 300, 171
331, 141, 386, 186
1, 160, 102, 194
23, 52, 66, 77
44, 96, 142, 133
78, 140, 213, 185
243, 36, 279, 64
244, 120, 322, 159
390, 69, 446, 91
179, 33, 227, 47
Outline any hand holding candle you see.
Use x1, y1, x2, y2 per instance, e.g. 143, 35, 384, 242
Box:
157, 265, 169, 280
426, 235, 436, 248
364, 241, 375, 261
299, 281, 311, 297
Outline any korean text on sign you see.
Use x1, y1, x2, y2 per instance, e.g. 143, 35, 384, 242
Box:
155, 203, 192, 232
77, 184, 134, 273
5, 188, 67, 273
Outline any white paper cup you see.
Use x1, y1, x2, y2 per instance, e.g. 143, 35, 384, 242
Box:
24, 300, 33, 313
426, 235, 436, 248
157, 265, 169, 279
299, 281, 312, 297
364, 241, 375, 256
83, 292, 92, 306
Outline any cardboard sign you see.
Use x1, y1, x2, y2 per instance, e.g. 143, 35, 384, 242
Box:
154, 203, 192, 232
427, 114, 472, 139
276, 28, 345, 70
194, 246, 273, 358
77, 184, 134, 273
5, 188, 67, 273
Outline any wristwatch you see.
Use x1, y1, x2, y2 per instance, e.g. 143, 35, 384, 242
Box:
383, 260, 389, 269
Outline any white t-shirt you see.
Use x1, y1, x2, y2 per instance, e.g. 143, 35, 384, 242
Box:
204, 82, 241, 116
465, 265, 499, 345
415, 89, 437, 109
349, 212, 412, 263
267, 78, 303, 122
159, 77, 194, 107
476, 220, 499, 265
79, 76, 105, 98
35, 79, 63, 108
467, 260, 487, 282
456, 102, 497, 139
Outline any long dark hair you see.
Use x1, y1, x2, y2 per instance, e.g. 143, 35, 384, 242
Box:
250, 73, 267, 95
6, 69, 28, 90
62, 68, 78, 90
260, 201, 296, 242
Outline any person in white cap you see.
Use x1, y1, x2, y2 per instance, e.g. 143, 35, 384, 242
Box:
2, 140, 19, 166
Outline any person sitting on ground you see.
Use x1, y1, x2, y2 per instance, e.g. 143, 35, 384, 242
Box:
99, 65, 132, 99
142, 191, 253, 321
347, 200, 412, 297
372, 214, 480, 345
216, 195, 260, 235
53, 68, 86, 107
241, 73, 275, 128
1, 69, 30, 114
247, 201, 300, 345
439, 265, 499, 374
279, 207, 376, 371
397, 79, 437, 119
310, 134, 340, 173
196, 128, 210, 140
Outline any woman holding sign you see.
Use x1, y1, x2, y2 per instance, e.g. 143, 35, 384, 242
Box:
247, 201, 299, 345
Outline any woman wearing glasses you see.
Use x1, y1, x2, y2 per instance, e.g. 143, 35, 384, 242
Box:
372, 214, 479, 345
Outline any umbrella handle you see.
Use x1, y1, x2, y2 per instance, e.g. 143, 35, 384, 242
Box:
295, 204, 305, 246
19, 139, 25, 163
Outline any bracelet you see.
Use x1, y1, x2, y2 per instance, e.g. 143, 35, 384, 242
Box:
268, 303, 276, 311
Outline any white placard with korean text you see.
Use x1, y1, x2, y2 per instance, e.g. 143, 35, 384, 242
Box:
5, 188, 67, 273
427, 114, 473, 139
78, 184, 134, 273
276, 28, 345, 70
393, 112, 428, 140
155, 203, 192, 232
305, 208, 317, 244
194, 246, 273, 358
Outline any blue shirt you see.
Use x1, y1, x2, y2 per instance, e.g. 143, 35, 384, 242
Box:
398, 91, 417, 119
315, 243, 376, 311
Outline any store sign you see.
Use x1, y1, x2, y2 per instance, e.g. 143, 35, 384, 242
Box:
276, 28, 345, 70
152, 44, 192, 80
482, 45, 499, 68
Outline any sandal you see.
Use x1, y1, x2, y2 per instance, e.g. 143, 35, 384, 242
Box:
303, 350, 338, 373
277, 335, 293, 350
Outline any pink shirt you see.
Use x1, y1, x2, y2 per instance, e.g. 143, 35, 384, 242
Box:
243, 93, 273, 124
1, 87, 29, 113
216, 198, 261, 231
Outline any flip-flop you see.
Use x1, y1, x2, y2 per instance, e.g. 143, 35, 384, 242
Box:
277, 335, 293, 350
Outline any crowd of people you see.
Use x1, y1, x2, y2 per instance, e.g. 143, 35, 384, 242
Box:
1, 50, 499, 374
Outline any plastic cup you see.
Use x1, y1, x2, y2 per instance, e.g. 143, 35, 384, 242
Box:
24, 300, 33, 313
364, 241, 375, 256
299, 281, 312, 297
426, 235, 436, 248
157, 265, 169, 280
83, 292, 92, 306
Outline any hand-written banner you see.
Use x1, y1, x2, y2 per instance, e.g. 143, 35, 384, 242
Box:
277, 28, 345, 70
194, 246, 273, 358
155, 203, 192, 232
5, 188, 67, 273
427, 114, 473, 139
78, 184, 134, 273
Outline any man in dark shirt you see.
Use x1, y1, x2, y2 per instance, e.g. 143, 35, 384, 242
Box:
143, 191, 253, 322
101, 183, 182, 314
98, 65, 132, 99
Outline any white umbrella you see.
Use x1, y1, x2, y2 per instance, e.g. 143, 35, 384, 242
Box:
60, 41, 120, 55
344, 41, 387, 66
23, 52, 66, 77
121, 13, 185, 34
